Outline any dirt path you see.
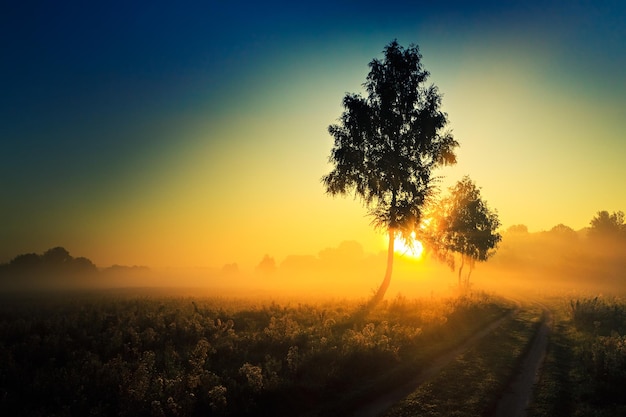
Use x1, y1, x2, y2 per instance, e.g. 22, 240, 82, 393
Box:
491, 306, 552, 417
350, 311, 515, 417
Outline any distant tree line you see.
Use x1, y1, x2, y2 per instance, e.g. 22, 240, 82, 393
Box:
0, 246, 98, 278
486, 209, 626, 293
503, 210, 626, 242
0, 247, 150, 289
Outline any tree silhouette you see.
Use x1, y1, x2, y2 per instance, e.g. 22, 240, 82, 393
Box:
0, 247, 97, 284
589, 210, 625, 241
430, 176, 501, 288
43, 246, 72, 266
9, 252, 42, 269
255, 255, 277, 275
506, 224, 529, 235
322, 40, 458, 306
549, 223, 578, 241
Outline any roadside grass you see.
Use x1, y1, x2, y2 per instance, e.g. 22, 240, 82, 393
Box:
528, 296, 626, 417
381, 305, 543, 417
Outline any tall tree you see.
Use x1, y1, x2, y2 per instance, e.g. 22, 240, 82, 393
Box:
429, 176, 501, 288
322, 40, 458, 306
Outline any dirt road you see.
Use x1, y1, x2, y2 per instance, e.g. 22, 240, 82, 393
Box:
491, 306, 552, 417
351, 311, 515, 417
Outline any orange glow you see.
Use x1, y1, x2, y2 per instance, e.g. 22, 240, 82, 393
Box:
394, 232, 424, 259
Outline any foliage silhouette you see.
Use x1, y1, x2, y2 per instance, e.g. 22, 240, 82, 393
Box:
42, 246, 73, 265
426, 176, 501, 288
6, 252, 41, 269
589, 210, 625, 241
255, 254, 277, 275
549, 223, 578, 240
322, 40, 458, 307
506, 224, 529, 235
0, 246, 97, 286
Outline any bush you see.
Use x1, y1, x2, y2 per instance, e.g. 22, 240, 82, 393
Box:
569, 297, 626, 335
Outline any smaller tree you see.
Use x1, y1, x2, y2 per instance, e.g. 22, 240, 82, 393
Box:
255, 255, 277, 275
506, 224, 528, 235
549, 223, 578, 241
42, 246, 72, 266
427, 176, 501, 288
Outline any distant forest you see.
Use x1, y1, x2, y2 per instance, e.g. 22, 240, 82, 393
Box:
0, 247, 148, 290
0, 246, 97, 275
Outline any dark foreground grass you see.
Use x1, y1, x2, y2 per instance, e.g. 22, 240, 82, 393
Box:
0, 290, 512, 417
381, 305, 543, 417
528, 297, 626, 417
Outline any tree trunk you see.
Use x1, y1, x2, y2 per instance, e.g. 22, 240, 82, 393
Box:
466, 263, 474, 289
458, 255, 465, 288
369, 228, 395, 307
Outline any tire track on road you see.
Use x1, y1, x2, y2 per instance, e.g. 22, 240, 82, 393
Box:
491, 304, 552, 417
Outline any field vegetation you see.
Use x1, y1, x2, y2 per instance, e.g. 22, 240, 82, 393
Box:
529, 296, 626, 417
0, 291, 509, 417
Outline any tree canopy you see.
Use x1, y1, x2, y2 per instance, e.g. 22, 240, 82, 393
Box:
323, 40, 458, 237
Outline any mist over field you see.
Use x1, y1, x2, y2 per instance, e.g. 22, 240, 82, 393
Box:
2, 222, 625, 300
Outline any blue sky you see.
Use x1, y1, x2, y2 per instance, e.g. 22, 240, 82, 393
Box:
2, 1, 625, 267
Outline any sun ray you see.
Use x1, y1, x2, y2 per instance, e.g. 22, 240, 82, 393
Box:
393, 231, 424, 259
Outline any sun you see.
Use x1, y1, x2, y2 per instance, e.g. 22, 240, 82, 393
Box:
393, 231, 424, 259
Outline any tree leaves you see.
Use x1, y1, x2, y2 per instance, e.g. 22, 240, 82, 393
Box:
322, 40, 458, 234
426, 176, 502, 285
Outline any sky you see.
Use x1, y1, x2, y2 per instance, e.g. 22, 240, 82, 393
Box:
1, 0, 625, 269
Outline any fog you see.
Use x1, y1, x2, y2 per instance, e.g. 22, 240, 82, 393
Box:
468, 225, 626, 298
2, 224, 626, 301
